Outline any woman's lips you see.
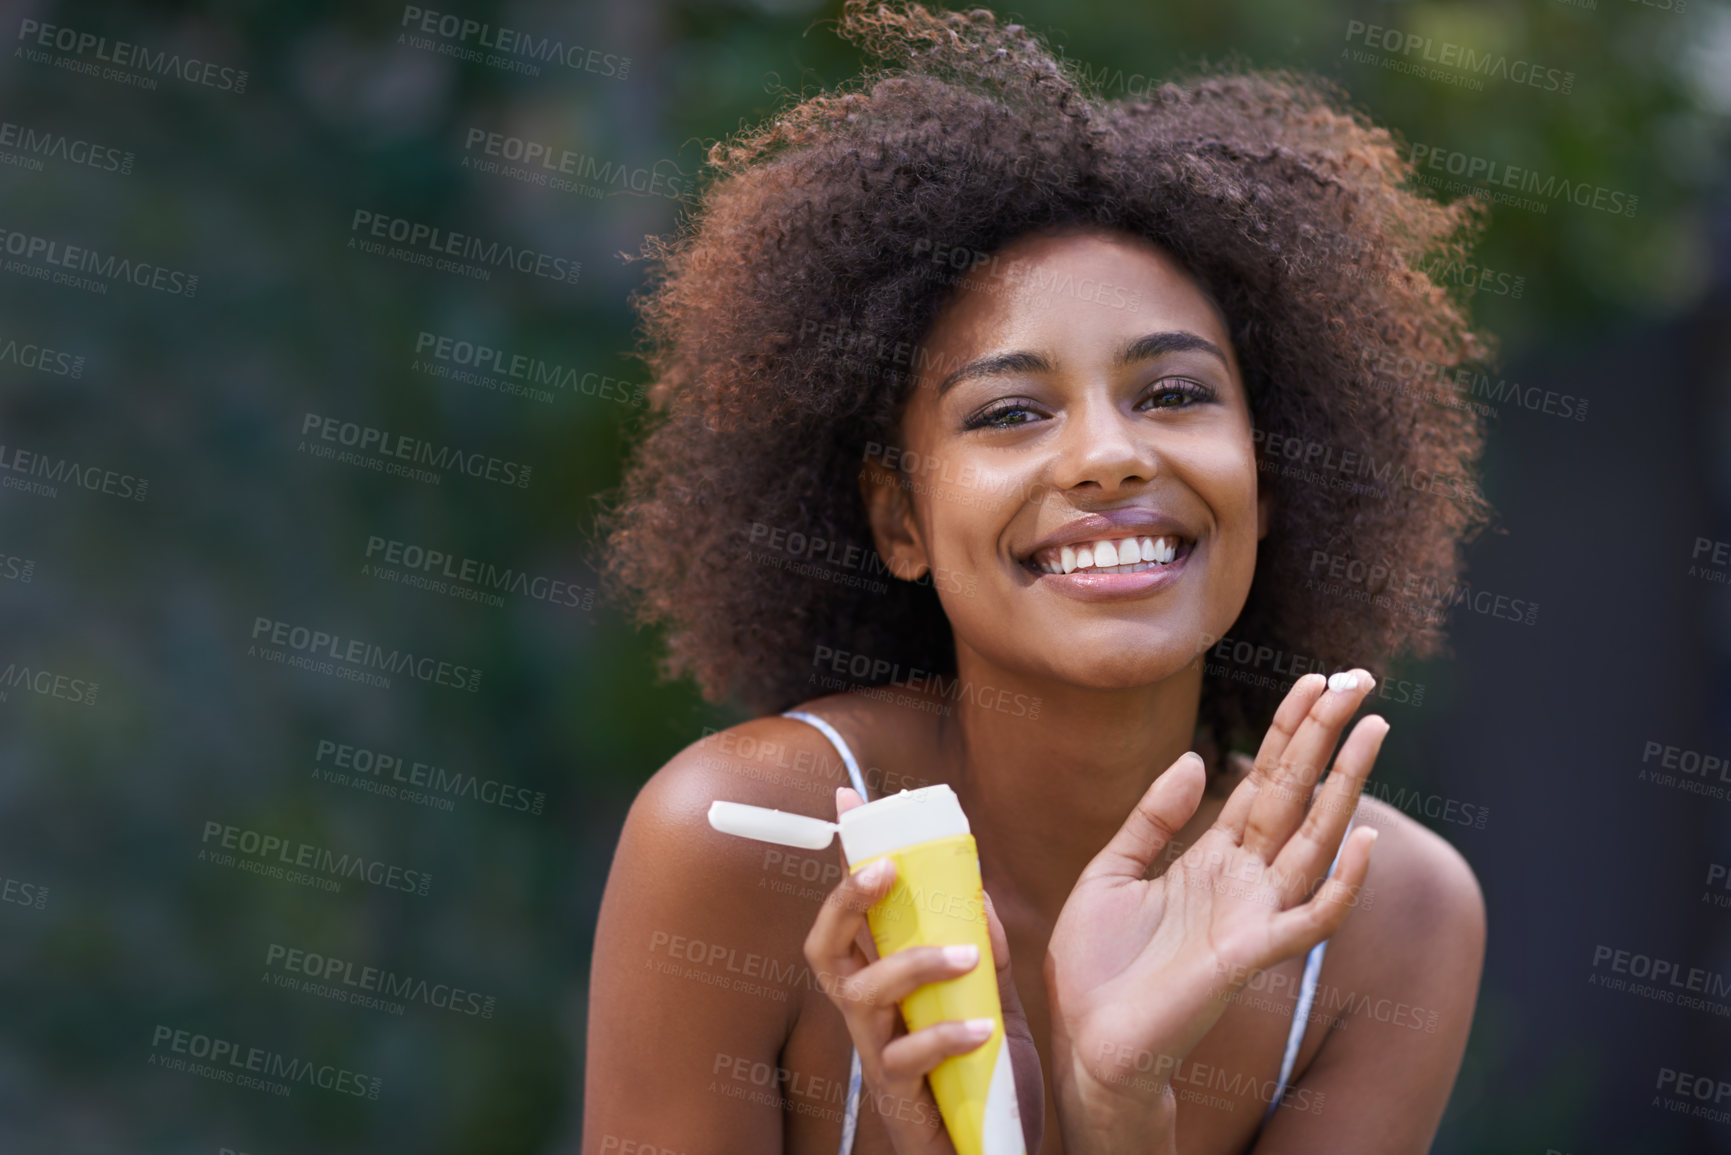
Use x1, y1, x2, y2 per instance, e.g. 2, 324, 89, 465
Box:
1019, 537, 1193, 601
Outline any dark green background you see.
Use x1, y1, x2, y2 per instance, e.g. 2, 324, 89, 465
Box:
2, 0, 1728, 1151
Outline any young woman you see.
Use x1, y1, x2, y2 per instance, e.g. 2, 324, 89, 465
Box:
587, 3, 1491, 1151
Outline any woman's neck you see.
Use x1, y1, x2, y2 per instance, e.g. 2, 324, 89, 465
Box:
931, 640, 1209, 928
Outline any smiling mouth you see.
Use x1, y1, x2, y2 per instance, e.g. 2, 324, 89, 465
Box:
1022, 534, 1192, 576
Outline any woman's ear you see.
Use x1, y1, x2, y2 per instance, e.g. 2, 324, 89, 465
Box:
859, 454, 932, 582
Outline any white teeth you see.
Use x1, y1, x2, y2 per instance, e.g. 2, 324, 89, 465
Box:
1041, 534, 1183, 575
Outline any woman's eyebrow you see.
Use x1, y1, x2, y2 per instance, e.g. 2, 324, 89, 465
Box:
935, 330, 1230, 397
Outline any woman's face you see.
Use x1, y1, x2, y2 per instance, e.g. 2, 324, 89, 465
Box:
862, 227, 1269, 689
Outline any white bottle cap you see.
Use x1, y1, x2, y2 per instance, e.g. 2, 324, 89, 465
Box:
707, 784, 970, 864
838, 785, 969, 864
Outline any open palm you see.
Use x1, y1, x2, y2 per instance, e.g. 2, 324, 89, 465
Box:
1044, 670, 1388, 1112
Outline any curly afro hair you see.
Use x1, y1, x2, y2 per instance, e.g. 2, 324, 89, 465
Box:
597, 0, 1500, 766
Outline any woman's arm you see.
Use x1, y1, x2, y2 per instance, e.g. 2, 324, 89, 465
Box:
582, 741, 803, 1154
1251, 799, 1486, 1154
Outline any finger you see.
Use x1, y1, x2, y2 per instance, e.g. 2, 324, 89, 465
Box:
1270, 714, 1389, 901
982, 889, 1012, 981
804, 854, 896, 989
1262, 825, 1379, 963
981, 890, 1028, 1024
1214, 673, 1328, 837
1080, 751, 1207, 885
1240, 669, 1376, 860
836, 943, 984, 1014
833, 788, 880, 962
879, 1017, 997, 1082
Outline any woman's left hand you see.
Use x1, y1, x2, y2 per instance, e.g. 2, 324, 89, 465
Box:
1042, 670, 1388, 1149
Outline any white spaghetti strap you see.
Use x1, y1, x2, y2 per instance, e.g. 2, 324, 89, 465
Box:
778, 709, 869, 1155
781, 710, 872, 801
838, 1046, 863, 1155
1261, 816, 1356, 1127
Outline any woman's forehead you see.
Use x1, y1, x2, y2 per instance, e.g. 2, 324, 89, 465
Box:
912, 228, 1240, 387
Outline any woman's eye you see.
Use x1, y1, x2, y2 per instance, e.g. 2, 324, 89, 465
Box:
964, 402, 1042, 430
1141, 380, 1217, 409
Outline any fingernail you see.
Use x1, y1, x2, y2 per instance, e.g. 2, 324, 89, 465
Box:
963, 1017, 995, 1039
859, 859, 892, 886
943, 943, 979, 968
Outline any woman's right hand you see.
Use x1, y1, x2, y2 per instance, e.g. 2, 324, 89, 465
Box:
803, 786, 1044, 1154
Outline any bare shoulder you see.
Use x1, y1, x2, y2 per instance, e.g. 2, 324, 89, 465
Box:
1346, 794, 1487, 953
608, 707, 878, 948
582, 710, 872, 1148
634, 707, 868, 828
1305, 793, 1486, 1076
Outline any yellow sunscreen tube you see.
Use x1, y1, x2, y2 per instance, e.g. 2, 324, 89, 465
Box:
851, 833, 1022, 1154
706, 782, 1024, 1149
705, 785, 1024, 1154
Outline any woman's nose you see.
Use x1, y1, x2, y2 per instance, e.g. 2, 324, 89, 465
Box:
1046, 394, 1159, 493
